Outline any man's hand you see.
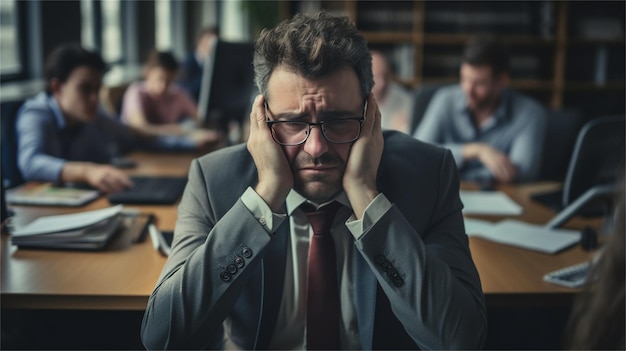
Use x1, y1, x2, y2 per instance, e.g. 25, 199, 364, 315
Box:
85, 164, 133, 193
464, 143, 517, 183
343, 94, 384, 219
247, 95, 293, 211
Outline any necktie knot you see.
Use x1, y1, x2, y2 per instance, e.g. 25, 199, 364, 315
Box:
301, 201, 342, 236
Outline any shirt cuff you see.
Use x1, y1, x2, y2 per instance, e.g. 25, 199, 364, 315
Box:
240, 187, 286, 234
345, 193, 392, 240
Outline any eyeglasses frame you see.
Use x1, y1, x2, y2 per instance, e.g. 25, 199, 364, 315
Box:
264, 100, 367, 146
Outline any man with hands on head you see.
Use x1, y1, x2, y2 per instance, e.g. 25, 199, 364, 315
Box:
141, 12, 486, 350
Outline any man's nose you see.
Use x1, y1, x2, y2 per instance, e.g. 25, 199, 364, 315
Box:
303, 125, 329, 158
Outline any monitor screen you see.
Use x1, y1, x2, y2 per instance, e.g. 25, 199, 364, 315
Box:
198, 40, 256, 134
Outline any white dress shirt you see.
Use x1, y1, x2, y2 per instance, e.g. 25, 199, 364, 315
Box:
237, 187, 393, 349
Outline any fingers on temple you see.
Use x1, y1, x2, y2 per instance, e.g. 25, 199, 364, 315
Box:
250, 95, 265, 126
366, 93, 381, 133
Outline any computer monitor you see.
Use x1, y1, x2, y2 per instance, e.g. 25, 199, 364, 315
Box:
197, 40, 255, 134
545, 115, 625, 228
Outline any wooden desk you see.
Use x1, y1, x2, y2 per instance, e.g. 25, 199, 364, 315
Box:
1, 152, 195, 310
2, 159, 603, 310
466, 182, 601, 307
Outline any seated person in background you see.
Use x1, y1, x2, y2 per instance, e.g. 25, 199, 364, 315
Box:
414, 35, 547, 184
141, 12, 486, 350
121, 50, 219, 144
178, 25, 219, 103
371, 49, 413, 134
16, 44, 207, 193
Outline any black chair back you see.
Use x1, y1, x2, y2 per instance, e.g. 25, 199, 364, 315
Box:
563, 114, 625, 206
409, 83, 445, 135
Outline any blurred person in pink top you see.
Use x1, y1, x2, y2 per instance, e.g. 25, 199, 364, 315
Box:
121, 50, 220, 145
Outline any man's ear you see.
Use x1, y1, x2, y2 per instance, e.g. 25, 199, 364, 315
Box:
49, 78, 62, 96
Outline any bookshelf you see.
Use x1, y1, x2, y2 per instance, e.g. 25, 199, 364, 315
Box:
286, 1, 625, 113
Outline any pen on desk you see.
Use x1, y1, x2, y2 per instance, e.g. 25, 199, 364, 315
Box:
148, 224, 161, 251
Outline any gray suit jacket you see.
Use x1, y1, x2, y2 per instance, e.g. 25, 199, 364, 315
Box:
141, 131, 487, 350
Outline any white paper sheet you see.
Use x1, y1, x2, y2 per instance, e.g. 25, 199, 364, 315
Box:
12, 205, 123, 236
465, 218, 581, 254
460, 191, 523, 215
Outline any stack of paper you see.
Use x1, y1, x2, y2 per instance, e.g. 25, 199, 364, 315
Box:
11, 205, 124, 250
464, 218, 581, 254
460, 191, 523, 215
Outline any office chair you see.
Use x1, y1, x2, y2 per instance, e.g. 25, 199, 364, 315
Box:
537, 109, 584, 181
545, 114, 625, 229
408, 83, 445, 135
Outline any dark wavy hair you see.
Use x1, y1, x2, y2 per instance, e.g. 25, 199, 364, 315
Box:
44, 43, 107, 94
462, 34, 510, 76
253, 11, 373, 102
144, 50, 180, 72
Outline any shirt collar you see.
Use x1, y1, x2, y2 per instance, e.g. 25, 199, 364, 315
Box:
492, 89, 511, 123
458, 88, 512, 125
285, 189, 352, 216
45, 94, 68, 130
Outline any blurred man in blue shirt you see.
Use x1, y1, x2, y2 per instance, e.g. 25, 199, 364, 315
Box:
414, 35, 547, 184
16, 44, 209, 193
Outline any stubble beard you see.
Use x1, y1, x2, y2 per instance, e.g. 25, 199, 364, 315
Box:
292, 153, 344, 203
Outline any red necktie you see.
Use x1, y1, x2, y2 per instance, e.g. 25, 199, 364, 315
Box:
302, 201, 342, 350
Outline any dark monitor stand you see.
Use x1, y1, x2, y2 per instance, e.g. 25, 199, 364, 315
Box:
544, 184, 617, 229
197, 40, 255, 138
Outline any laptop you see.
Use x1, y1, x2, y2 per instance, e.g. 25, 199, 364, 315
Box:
107, 176, 187, 205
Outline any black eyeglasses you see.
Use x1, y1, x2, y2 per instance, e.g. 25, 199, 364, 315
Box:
265, 101, 366, 146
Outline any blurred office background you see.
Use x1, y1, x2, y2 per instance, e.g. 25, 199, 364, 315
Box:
0, 1, 624, 349
1, 0, 623, 117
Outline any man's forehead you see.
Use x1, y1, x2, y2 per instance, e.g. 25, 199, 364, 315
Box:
68, 66, 102, 81
460, 63, 500, 79
266, 67, 361, 108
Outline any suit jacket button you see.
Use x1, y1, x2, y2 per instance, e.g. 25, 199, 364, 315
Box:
220, 271, 232, 282
387, 269, 399, 279
242, 247, 253, 258
227, 264, 237, 274
381, 261, 393, 272
234, 256, 245, 268
393, 278, 404, 287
